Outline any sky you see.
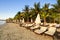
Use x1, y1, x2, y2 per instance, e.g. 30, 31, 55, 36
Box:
0, 0, 57, 20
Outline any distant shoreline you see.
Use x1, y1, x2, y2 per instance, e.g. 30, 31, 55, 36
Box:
0, 21, 6, 27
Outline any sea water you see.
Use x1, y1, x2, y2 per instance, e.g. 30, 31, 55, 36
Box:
0, 21, 6, 25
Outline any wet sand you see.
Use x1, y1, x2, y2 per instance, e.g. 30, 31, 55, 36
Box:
0, 23, 53, 40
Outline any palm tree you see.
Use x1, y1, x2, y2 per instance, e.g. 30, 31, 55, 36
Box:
23, 5, 29, 22
41, 3, 50, 26
14, 15, 18, 22
14, 11, 21, 22
30, 2, 40, 22
52, 0, 60, 13
50, 13, 58, 23
6, 18, 13, 23
57, 14, 60, 23
34, 2, 40, 14
51, 0, 60, 23
29, 10, 37, 22
20, 12, 25, 19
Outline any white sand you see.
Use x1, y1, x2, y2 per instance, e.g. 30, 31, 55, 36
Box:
0, 23, 53, 40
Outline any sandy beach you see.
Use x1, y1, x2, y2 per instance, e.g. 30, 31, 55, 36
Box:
0, 0, 60, 40
0, 23, 53, 40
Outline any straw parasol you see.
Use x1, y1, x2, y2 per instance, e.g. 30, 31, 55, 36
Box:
35, 13, 41, 24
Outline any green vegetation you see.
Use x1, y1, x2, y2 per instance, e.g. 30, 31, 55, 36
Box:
41, 3, 50, 26
6, 0, 60, 25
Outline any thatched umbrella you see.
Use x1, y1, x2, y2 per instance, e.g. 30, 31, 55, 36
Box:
35, 13, 41, 25
22, 18, 24, 23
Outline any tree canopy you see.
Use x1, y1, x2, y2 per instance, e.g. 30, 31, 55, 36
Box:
8, 0, 60, 24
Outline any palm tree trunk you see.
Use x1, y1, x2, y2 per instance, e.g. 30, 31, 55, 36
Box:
16, 20, 17, 23
54, 19, 55, 23
44, 18, 46, 26
27, 17, 29, 22
18, 19, 20, 22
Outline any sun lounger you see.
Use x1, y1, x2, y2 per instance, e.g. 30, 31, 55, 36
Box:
45, 27, 56, 36
21, 23, 26, 27
24, 24, 33, 28
55, 24, 60, 28
27, 24, 33, 26
30, 24, 40, 30
34, 27, 47, 34
40, 23, 43, 26
49, 23, 57, 27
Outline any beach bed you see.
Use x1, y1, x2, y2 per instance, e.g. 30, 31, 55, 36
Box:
45, 27, 56, 36
30, 24, 40, 30
34, 26, 47, 34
